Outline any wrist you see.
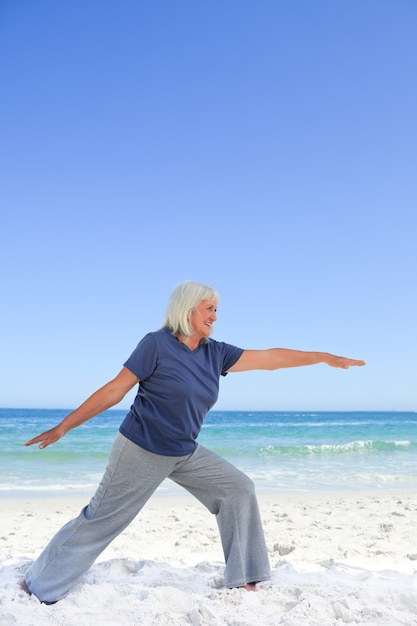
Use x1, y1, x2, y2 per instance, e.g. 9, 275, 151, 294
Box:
57, 421, 71, 437
320, 352, 331, 365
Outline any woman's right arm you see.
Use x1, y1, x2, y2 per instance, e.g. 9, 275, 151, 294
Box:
24, 367, 139, 449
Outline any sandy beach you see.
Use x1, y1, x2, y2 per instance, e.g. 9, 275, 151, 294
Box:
1, 490, 417, 625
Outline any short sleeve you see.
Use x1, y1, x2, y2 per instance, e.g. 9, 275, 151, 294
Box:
218, 342, 244, 376
123, 333, 158, 380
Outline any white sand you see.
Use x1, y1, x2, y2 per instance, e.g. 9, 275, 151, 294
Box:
1, 490, 417, 625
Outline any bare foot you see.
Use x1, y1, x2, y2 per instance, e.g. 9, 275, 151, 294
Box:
242, 583, 259, 592
19, 579, 30, 595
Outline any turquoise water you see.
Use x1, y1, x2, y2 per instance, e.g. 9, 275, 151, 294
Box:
1, 409, 416, 496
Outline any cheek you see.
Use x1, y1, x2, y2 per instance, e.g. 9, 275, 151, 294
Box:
189, 311, 199, 329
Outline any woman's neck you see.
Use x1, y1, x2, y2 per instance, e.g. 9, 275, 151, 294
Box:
176, 333, 201, 351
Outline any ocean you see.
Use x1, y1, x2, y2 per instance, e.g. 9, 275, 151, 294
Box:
1, 408, 416, 497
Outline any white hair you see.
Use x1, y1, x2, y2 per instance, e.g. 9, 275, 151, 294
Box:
163, 280, 220, 337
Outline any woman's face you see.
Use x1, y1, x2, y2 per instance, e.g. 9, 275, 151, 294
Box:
190, 299, 217, 338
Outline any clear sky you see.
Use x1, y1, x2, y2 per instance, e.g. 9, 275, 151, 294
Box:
1, 0, 416, 412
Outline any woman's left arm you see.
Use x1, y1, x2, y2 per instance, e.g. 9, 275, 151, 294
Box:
227, 348, 365, 372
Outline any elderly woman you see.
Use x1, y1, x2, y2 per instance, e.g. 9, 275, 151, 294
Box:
23, 280, 365, 603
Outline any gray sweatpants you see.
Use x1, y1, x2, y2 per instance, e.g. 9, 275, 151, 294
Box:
25, 433, 271, 603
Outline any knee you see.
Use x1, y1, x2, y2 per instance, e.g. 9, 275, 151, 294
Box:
236, 472, 255, 493
202, 468, 258, 514
235, 472, 256, 499
215, 478, 257, 517
222, 471, 256, 502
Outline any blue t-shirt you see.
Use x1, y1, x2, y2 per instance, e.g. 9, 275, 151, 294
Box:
119, 329, 244, 456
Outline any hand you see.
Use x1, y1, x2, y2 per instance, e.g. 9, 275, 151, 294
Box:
325, 355, 366, 369
24, 425, 66, 449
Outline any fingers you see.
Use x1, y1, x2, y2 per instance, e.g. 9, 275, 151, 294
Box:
24, 434, 43, 447
24, 428, 62, 449
339, 358, 366, 369
24, 433, 49, 449
328, 356, 366, 369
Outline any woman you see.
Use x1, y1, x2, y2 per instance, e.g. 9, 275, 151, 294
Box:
22, 280, 365, 603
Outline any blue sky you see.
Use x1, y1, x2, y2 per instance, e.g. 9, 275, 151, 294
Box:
1, 0, 416, 411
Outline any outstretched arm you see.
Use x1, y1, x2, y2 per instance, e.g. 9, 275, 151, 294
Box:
24, 367, 139, 449
227, 348, 365, 373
